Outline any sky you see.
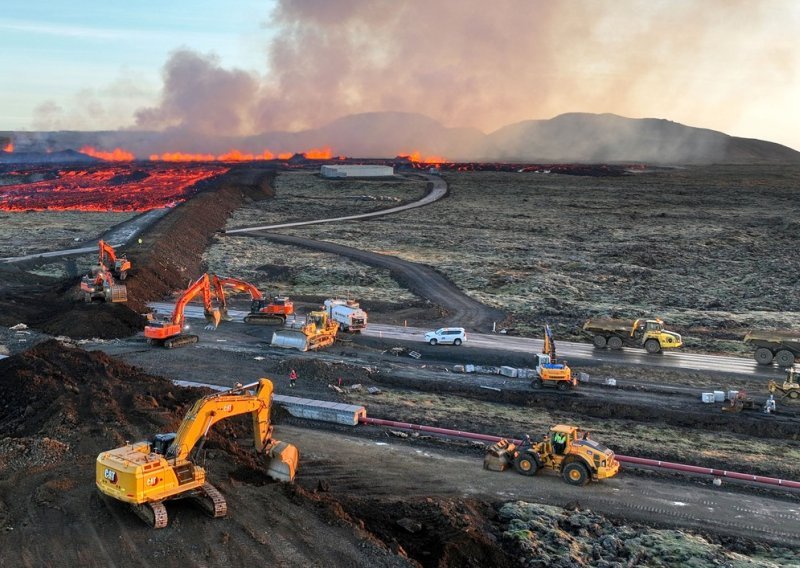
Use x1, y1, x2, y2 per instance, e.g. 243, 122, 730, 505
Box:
1, 0, 799, 150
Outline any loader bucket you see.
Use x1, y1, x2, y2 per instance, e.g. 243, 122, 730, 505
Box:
108, 284, 128, 303
265, 440, 299, 482
270, 329, 310, 351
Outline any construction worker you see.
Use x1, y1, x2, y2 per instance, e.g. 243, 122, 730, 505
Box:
764, 394, 776, 414
289, 368, 298, 389
552, 431, 567, 455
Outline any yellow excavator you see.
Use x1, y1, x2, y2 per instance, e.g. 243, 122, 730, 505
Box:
270, 309, 339, 351
95, 379, 299, 528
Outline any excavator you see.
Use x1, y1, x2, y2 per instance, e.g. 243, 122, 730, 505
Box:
145, 273, 222, 348
271, 309, 339, 352
95, 378, 299, 528
80, 266, 127, 303
98, 240, 131, 280
532, 324, 576, 391
209, 274, 294, 325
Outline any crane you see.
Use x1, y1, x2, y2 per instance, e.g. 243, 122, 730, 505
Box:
144, 273, 222, 348
95, 378, 299, 528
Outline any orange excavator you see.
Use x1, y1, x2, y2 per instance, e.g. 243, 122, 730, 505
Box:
98, 240, 131, 280
145, 274, 222, 348
80, 266, 127, 303
209, 274, 294, 325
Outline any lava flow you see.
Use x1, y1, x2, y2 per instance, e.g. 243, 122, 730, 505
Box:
0, 163, 227, 211
2, 141, 13, 152
79, 146, 134, 161
399, 151, 447, 164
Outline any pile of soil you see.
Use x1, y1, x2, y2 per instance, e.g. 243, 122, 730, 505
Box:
0, 167, 276, 339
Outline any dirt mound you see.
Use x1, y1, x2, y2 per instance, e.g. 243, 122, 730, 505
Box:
0, 167, 275, 339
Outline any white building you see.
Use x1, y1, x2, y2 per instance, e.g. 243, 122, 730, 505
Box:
321, 165, 394, 178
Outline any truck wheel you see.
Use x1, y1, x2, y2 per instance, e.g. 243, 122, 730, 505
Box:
644, 339, 661, 354
531, 378, 543, 389
592, 335, 607, 349
513, 452, 541, 476
754, 348, 773, 365
453, 338, 462, 346
429, 338, 438, 346
562, 462, 590, 486
557, 381, 570, 391
607, 336, 623, 350
775, 350, 796, 368
788, 391, 799, 400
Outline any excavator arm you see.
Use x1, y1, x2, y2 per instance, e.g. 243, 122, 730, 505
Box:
210, 274, 265, 319
99, 240, 118, 264
171, 273, 221, 328
167, 379, 274, 460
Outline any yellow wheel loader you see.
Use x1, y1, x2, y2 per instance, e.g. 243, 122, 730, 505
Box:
270, 309, 339, 352
95, 379, 298, 528
484, 424, 619, 486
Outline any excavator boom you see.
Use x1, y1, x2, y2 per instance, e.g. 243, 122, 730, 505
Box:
145, 273, 222, 347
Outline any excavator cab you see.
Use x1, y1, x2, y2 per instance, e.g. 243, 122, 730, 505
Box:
151, 433, 177, 455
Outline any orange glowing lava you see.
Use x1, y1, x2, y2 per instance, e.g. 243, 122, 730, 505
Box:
304, 147, 333, 160
399, 151, 447, 164
2, 141, 13, 152
0, 164, 228, 212
80, 146, 134, 161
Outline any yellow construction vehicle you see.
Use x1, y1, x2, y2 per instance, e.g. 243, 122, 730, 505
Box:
768, 368, 800, 400
484, 424, 619, 486
583, 317, 682, 354
95, 379, 298, 528
532, 325, 576, 391
270, 309, 339, 351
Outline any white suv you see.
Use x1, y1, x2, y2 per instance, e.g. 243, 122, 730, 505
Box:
424, 327, 466, 346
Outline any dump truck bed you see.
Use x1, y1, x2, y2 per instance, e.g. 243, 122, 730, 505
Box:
744, 330, 800, 350
582, 318, 636, 333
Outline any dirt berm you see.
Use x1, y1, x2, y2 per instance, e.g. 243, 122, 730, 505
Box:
0, 167, 276, 339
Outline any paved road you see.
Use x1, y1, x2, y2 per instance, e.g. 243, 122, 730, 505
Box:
224, 173, 447, 234
148, 302, 786, 379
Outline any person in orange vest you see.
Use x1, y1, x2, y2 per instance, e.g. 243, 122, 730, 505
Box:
289, 368, 298, 388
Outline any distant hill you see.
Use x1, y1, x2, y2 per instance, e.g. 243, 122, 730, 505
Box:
5, 112, 799, 164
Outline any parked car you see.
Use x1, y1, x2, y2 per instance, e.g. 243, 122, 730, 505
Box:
424, 327, 466, 346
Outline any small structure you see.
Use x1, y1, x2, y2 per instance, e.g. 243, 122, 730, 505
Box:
321, 165, 394, 178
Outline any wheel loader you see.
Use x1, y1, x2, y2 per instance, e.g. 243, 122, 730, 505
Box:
95, 378, 299, 528
484, 424, 619, 486
270, 309, 339, 352
768, 368, 800, 400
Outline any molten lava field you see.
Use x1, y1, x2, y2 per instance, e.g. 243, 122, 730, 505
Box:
0, 163, 228, 211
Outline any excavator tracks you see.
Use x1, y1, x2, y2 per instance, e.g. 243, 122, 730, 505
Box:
163, 335, 199, 349
194, 482, 227, 518
131, 501, 168, 529
244, 314, 286, 325
307, 334, 336, 351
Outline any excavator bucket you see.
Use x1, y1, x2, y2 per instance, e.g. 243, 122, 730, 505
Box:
108, 284, 128, 303
204, 308, 222, 329
270, 329, 310, 352
265, 440, 299, 482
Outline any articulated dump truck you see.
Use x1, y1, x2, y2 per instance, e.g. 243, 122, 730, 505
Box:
582, 318, 682, 354
744, 330, 800, 367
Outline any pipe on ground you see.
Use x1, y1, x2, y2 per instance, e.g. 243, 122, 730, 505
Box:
361, 416, 800, 490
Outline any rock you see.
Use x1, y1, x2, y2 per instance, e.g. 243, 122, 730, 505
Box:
396, 518, 422, 533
